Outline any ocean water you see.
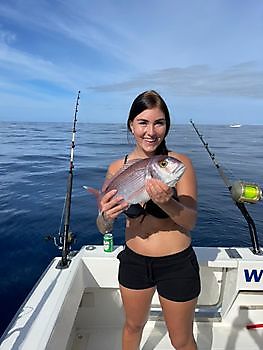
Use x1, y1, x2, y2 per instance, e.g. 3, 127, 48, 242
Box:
0, 121, 262, 337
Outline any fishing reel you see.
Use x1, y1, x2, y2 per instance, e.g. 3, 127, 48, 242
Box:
45, 231, 76, 248
231, 181, 262, 204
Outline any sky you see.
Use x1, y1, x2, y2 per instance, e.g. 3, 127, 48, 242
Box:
0, 0, 263, 124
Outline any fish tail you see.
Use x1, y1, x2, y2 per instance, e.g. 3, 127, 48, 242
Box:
83, 186, 100, 199
83, 186, 102, 210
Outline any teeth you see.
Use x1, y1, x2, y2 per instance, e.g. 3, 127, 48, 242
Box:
144, 139, 157, 142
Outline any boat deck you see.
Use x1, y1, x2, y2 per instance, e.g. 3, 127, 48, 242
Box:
65, 246, 263, 350
1, 245, 263, 350
69, 321, 263, 349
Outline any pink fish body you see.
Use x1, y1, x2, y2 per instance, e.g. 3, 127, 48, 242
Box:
101, 155, 185, 204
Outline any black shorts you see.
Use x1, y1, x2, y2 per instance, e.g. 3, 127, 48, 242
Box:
117, 244, 201, 302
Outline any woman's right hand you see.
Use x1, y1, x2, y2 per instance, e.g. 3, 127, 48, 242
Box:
99, 189, 129, 222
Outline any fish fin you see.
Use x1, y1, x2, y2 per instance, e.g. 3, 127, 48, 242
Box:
123, 158, 144, 166
84, 186, 102, 210
145, 165, 152, 179
102, 159, 144, 192
85, 186, 101, 199
127, 188, 150, 204
101, 178, 111, 192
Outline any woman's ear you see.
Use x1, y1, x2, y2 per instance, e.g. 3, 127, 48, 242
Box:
129, 121, 134, 134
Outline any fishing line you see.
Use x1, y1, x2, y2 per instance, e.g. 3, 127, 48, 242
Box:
48, 197, 66, 248
58, 194, 67, 245
190, 119, 262, 255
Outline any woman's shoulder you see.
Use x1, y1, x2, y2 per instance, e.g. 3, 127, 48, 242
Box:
168, 151, 193, 166
107, 157, 126, 178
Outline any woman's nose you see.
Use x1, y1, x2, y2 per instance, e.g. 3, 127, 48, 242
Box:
146, 123, 156, 135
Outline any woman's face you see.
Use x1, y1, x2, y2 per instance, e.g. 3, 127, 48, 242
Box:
129, 107, 167, 155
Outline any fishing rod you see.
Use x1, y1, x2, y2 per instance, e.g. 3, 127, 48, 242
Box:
190, 119, 262, 255
54, 91, 80, 268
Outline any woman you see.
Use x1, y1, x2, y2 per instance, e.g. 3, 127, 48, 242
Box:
96, 90, 200, 350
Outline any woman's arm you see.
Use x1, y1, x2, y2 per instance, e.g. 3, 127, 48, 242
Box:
96, 160, 129, 234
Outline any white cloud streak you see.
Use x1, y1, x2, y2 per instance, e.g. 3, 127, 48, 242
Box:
0, 1, 136, 68
89, 63, 263, 99
0, 1, 263, 122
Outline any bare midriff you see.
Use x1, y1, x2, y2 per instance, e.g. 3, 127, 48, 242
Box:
125, 215, 191, 257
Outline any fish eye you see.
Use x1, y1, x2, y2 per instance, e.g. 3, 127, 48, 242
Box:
159, 160, 168, 168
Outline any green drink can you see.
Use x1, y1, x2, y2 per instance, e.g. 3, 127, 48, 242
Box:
103, 233, 113, 252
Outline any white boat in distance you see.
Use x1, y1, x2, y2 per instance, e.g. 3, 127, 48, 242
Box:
230, 124, 242, 128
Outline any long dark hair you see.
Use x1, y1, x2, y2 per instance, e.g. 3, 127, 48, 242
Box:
127, 90, 170, 155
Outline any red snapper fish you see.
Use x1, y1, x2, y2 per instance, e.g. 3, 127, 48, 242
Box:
87, 155, 185, 206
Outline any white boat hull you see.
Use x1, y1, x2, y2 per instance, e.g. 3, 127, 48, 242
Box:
1, 245, 263, 349
230, 124, 242, 128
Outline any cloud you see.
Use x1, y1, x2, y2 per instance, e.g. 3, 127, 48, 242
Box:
0, 1, 136, 69
88, 63, 263, 99
0, 28, 16, 44
0, 30, 94, 95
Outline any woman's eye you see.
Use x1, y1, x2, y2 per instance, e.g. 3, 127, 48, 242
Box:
155, 121, 166, 126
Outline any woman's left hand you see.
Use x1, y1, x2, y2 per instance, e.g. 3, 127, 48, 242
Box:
145, 178, 174, 204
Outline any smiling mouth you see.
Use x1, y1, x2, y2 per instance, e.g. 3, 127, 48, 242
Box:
144, 138, 159, 143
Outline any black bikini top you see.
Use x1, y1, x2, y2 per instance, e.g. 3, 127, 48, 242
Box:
123, 155, 178, 219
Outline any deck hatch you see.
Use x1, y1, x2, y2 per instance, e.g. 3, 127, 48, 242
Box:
225, 248, 242, 259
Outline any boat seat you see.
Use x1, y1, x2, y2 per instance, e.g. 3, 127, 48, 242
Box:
149, 265, 224, 321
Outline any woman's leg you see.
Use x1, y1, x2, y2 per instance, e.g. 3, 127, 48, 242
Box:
120, 285, 155, 350
159, 295, 198, 350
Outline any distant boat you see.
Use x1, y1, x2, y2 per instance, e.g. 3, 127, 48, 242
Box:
230, 123, 242, 128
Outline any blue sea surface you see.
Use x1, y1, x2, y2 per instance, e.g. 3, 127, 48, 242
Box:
0, 121, 262, 336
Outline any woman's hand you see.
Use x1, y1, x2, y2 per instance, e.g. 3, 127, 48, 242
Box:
145, 179, 174, 204
99, 189, 129, 222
